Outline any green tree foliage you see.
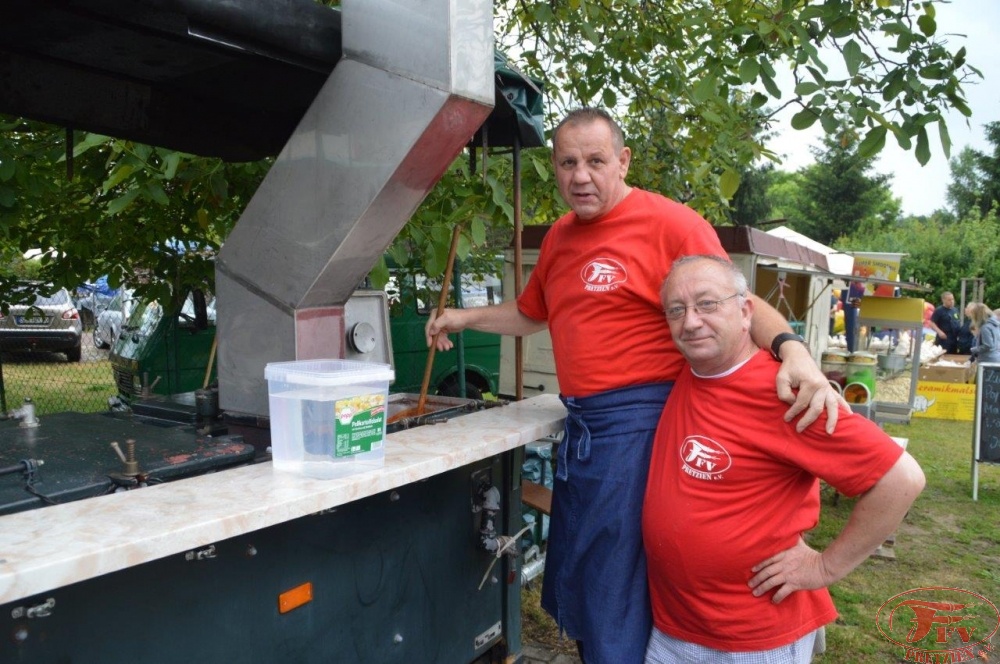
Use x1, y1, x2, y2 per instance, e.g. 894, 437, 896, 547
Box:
786, 132, 899, 245
840, 206, 1000, 305
0, 0, 981, 298
499, 0, 975, 219
727, 162, 776, 226
945, 145, 982, 219
970, 121, 1000, 216
0, 117, 268, 306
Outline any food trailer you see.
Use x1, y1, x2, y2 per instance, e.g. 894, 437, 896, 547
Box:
0, 1, 563, 662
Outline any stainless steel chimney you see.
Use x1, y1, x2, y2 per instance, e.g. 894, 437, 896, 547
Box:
215, 0, 494, 417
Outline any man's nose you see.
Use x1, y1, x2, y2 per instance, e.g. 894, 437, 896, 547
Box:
681, 307, 706, 327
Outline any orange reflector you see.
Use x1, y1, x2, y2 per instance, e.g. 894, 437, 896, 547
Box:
278, 582, 313, 614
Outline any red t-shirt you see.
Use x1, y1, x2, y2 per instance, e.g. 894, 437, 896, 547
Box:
516, 189, 726, 397
643, 351, 904, 651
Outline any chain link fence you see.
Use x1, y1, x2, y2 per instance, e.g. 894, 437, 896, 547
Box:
1, 328, 117, 416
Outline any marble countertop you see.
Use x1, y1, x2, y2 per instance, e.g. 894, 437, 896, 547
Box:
0, 394, 566, 604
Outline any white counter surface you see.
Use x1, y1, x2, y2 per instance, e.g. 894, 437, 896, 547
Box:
0, 394, 566, 604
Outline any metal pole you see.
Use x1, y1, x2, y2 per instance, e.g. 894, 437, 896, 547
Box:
513, 132, 524, 401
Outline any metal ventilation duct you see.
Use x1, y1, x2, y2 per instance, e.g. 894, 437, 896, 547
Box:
215, 0, 494, 417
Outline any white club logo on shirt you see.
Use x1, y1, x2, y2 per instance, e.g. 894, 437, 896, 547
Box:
581, 258, 627, 292
679, 435, 731, 480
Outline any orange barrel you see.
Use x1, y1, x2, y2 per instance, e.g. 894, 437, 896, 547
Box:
821, 349, 850, 388
846, 351, 877, 398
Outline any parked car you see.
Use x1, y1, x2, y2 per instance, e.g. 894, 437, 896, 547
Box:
93, 289, 135, 349
74, 276, 120, 329
0, 285, 83, 362
110, 290, 217, 402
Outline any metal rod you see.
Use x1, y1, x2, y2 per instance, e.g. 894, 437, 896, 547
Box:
512, 133, 524, 401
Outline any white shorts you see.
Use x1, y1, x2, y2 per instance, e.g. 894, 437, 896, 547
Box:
645, 626, 820, 664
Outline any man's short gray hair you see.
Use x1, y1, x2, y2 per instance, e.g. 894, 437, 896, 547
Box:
552, 108, 626, 154
662, 254, 748, 298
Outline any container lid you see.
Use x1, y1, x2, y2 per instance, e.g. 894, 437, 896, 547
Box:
848, 351, 877, 364
265, 359, 394, 386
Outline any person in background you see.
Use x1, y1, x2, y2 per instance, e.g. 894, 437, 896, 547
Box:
643, 255, 925, 663
922, 300, 936, 341
968, 302, 1000, 364
426, 108, 841, 664
928, 291, 960, 354
840, 281, 865, 351
828, 289, 841, 336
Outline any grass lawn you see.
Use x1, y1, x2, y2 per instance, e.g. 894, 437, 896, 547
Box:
0, 354, 116, 413
522, 416, 1000, 662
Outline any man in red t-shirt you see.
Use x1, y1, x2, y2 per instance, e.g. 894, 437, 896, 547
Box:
643, 255, 924, 661
426, 108, 842, 664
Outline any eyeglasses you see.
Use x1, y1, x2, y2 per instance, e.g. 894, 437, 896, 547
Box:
665, 293, 743, 320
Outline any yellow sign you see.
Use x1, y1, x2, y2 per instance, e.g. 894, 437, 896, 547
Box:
852, 251, 903, 297
913, 381, 976, 421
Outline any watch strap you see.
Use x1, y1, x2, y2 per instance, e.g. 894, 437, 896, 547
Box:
770, 332, 806, 361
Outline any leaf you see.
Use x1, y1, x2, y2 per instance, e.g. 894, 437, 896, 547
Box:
209, 173, 228, 200
701, 108, 722, 125
794, 81, 821, 96
759, 71, 781, 99
368, 256, 390, 290
145, 181, 170, 206
106, 187, 140, 215
470, 216, 487, 246
602, 88, 617, 109
0, 159, 15, 182
938, 119, 952, 160
693, 74, 716, 103
719, 169, 740, 200
738, 58, 759, 83
162, 152, 181, 180
915, 126, 930, 165
790, 109, 819, 130
102, 163, 135, 194
857, 126, 887, 159
531, 155, 551, 181
72, 133, 111, 158
842, 39, 863, 77
917, 13, 936, 37
819, 112, 839, 134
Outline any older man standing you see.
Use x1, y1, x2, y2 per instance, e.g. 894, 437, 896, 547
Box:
643, 255, 925, 662
428, 109, 842, 663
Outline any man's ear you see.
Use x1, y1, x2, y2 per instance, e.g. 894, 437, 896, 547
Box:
619, 146, 632, 177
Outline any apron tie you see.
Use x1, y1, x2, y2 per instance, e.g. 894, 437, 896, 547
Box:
557, 397, 592, 480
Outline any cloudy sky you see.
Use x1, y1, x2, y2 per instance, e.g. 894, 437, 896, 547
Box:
767, 0, 1000, 217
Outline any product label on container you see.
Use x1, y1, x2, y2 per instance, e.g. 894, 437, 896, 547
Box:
334, 393, 386, 457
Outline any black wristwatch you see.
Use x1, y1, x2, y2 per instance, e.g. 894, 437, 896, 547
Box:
770, 332, 806, 360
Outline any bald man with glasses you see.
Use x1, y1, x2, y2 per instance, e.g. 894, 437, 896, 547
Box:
642, 255, 925, 663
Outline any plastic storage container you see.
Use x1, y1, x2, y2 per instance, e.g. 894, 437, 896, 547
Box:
821, 349, 850, 388
265, 359, 394, 479
846, 351, 877, 399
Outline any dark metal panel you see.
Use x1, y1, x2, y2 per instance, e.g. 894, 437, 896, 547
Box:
0, 456, 518, 663
0, 411, 253, 515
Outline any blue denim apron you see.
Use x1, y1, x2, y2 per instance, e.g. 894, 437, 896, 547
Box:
541, 382, 673, 664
